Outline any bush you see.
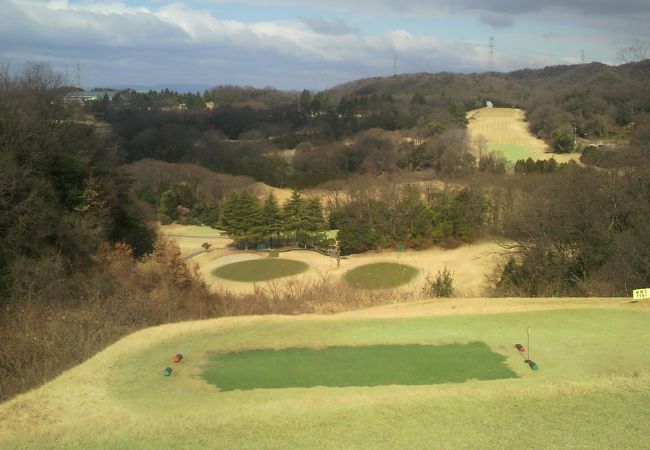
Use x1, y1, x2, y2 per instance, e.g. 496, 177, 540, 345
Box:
423, 266, 454, 297
551, 128, 575, 153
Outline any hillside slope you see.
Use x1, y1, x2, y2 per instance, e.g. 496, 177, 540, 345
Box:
1, 298, 648, 449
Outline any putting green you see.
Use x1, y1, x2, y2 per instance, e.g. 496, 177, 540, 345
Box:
212, 258, 309, 282
345, 262, 419, 289
487, 143, 531, 162
202, 342, 518, 391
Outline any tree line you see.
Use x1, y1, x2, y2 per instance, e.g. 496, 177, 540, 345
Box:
220, 191, 328, 250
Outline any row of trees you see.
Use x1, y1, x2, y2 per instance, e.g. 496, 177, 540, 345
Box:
332, 185, 487, 254
221, 191, 328, 249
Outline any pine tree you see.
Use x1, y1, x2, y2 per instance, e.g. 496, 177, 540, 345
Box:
282, 190, 308, 246
221, 191, 262, 249
304, 197, 327, 247
238, 191, 262, 249
260, 193, 281, 248
221, 191, 244, 242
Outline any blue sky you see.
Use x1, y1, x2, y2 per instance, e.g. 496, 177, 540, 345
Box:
1, 0, 648, 90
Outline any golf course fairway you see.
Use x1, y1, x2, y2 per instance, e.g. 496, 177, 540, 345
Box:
1, 298, 649, 449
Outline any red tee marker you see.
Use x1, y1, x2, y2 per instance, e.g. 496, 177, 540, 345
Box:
515, 344, 526, 352
172, 353, 183, 363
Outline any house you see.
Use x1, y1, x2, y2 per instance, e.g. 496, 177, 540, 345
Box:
64, 90, 117, 103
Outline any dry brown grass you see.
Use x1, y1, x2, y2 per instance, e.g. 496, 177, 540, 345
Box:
0, 237, 429, 402
0, 236, 221, 402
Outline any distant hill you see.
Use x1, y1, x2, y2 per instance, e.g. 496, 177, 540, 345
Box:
108, 83, 212, 93
326, 60, 649, 140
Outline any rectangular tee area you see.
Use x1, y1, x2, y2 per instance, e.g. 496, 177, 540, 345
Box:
202, 342, 518, 391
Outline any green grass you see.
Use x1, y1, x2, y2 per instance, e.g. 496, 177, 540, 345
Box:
2, 302, 650, 449
212, 258, 308, 282
325, 229, 339, 240
488, 143, 531, 162
344, 262, 419, 289
202, 342, 518, 391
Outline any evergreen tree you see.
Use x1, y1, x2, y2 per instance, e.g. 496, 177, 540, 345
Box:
158, 183, 194, 223
282, 190, 309, 246
395, 184, 428, 241
191, 202, 220, 228
221, 191, 262, 249
304, 197, 327, 247
260, 193, 282, 248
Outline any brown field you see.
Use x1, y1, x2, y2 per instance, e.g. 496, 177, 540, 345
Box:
467, 107, 580, 164
161, 225, 507, 296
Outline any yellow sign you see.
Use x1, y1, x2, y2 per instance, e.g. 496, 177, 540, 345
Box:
632, 288, 650, 300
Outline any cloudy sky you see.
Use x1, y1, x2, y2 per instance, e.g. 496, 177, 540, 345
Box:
1, 0, 648, 90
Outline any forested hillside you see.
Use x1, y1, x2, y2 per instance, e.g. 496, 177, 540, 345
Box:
94, 61, 650, 189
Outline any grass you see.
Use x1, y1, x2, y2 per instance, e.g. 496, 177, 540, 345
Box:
344, 262, 419, 289
202, 342, 517, 391
2, 300, 650, 449
161, 225, 224, 238
212, 258, 309, 282
487, 143, 531, 162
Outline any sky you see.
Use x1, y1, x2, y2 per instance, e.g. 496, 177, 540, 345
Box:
1, 0, 649, 91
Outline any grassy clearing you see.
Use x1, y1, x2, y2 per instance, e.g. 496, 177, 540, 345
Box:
212, 258, 309, 282
344, 262, 419, 289
487, 143, 531, 162
1, 300, 650, 449
160, 225, 224, 238
202, 342, 517, 391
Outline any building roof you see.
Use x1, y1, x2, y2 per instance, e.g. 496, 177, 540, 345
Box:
65, 90, 117, 100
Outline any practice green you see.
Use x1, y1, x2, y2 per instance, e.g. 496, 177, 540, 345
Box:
212, 259, 308, 282
345, 262, 419, 289
202, 342, 518, 391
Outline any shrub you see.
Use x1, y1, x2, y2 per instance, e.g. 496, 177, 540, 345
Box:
423, 266, 454, 297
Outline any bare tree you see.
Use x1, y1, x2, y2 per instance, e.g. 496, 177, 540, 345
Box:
617, 39, 649, 63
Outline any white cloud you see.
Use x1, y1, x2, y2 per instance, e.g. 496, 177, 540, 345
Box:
1, 0, 643, 89
1, 0, 495, 88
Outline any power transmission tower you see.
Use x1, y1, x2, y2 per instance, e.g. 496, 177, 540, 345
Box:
580, 49, 585, 64
488, 36, 495, 71
393, 54, 398, 76
75, 62, 82, 89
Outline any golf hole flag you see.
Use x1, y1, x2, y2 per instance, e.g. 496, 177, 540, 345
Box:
633, 288, 650, 300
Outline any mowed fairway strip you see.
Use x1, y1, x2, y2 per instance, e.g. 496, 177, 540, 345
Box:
212, 258, 309, 282
1, 299, 649, 449
468, 107, 580, 164
344, 262, 419, 289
